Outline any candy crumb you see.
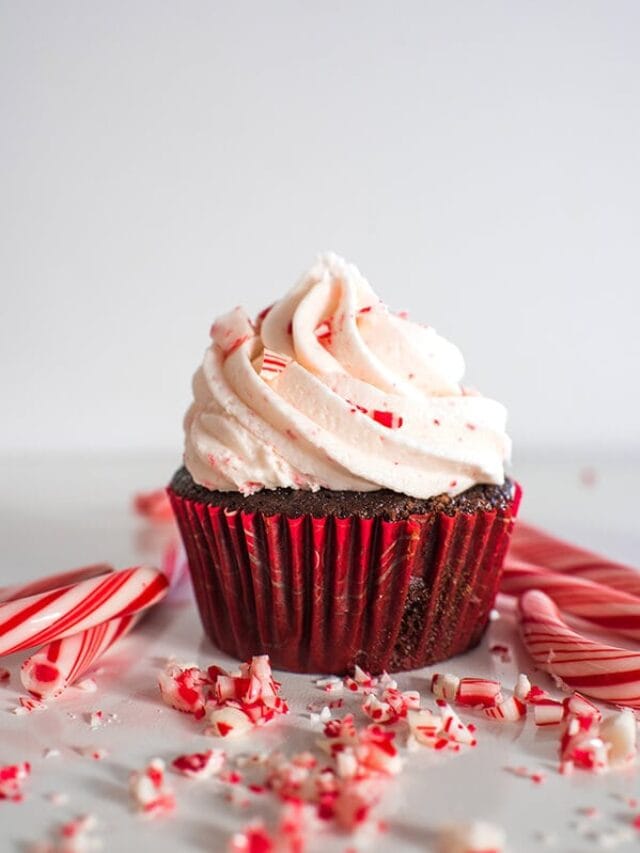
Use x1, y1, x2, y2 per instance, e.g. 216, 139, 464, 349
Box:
77, 747, 109, 761
43, 749, 61, 760
129, 758, 175, 817
437, 820, 506, 853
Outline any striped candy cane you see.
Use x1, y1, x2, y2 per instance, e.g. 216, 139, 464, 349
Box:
501, 560, 640, 642
0, 566, 168, 657
20, 613, 140, 698
519, 590, 640, 709
0, 564, 113, 604
510, 522, 640, 598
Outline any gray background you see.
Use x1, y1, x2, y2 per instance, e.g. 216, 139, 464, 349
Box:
2, 1, 639, 457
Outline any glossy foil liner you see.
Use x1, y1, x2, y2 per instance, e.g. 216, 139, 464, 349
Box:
168, 485, 521, 674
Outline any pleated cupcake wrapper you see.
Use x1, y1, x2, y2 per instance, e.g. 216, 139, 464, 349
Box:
168, 485, 521, 674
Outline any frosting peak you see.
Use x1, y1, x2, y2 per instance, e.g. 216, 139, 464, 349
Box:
183, 253, 511, 498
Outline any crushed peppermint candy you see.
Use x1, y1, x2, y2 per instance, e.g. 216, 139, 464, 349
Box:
172, 750, 225, 780
159, 655, 288, 737
87, 711, 103, 730
0, 667, 10, 683
30, 813, 102, 853
76, 747, 109, 761
129, 758, 175, 817
0, 762, 31, 802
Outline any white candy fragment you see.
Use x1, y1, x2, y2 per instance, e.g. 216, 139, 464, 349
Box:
599, 708, 637, 766
438, 820, 506, 853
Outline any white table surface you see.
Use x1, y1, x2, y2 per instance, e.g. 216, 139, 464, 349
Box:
1, 451, 639, 852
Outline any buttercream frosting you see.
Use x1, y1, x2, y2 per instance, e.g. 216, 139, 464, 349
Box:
183, 253, 510, 498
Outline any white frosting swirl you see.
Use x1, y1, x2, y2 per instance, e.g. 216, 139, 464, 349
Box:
183, 253, 511, 498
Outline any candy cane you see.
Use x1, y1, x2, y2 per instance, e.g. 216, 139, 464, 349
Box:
20, 613, 140, 699
0, 566, 168, 657
510, 522, 640, 598
519, 590, 640, 709
501, 561, 640, 642
0, 564, 113, 604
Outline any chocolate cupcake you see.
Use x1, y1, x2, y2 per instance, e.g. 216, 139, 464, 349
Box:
169, 253, 519, 674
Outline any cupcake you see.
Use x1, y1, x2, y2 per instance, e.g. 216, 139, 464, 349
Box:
169, 253, 519, 674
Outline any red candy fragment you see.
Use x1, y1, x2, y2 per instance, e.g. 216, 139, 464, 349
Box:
133, 489, 174, 522
0, 762, 31, 802
172, 749, 225, 780
228, 823, 274, 853
259, 348, 291, 380
483, 696, 526, 722
129, 758, 176, 817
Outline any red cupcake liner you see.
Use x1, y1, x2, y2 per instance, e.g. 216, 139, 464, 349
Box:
168, 485, 521, 674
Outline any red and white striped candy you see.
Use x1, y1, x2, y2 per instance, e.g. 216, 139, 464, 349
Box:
519, 590, 640, 708
502, 560, 640, 642
259, 348, 292, 380
431, 673, 460, 702
510, 522, 640, 598
455, 678, 503, 709
0, 565, 168, 657
20, 613, 139, 699
483, 696, 526, 722
0, 563, 113, 604
532, 699, 565, 727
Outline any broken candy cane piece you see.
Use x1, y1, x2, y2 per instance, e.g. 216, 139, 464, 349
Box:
407, 708, 441, 747
21, 613, 139, 700
563, 692, 601, 722
437, 820, 506, 853
599, 709, 638, 766
172, 750, 225, 779
208, 705, 255, 738
158, 662, 207, 717
483, 696, 527, 722
431, 673, 460, 702
362, 694, 395, 724
344, 664, 377, 694
456, 678, 503, 709
59, 813, 99, 844
519, 590, 640, 709
129, 758, 176, 816
356, 726, 403, 776
228, 822, 274, 853
533, 699, 565, 727
0, 762, 31, 802
381, 687, 420, 718
513, 673, 532, 701
437, 701, 477, 746
560, 713, 609, 774
259, 348, 292, 380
